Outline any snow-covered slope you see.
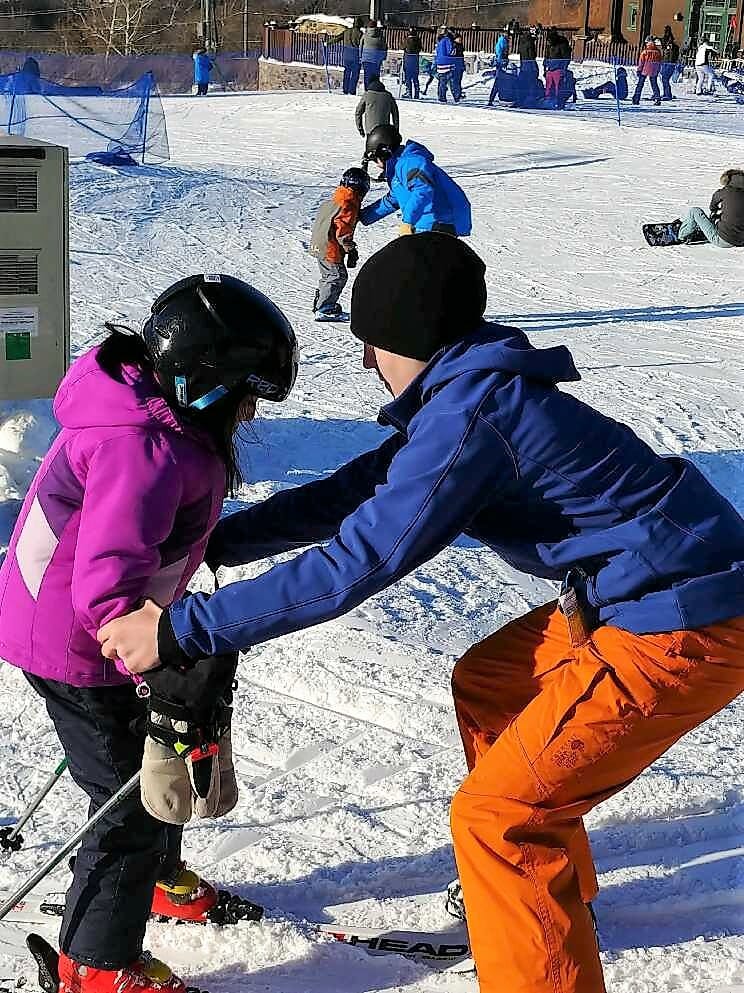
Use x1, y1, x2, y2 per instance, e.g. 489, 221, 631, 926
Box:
0, 90, 742, 992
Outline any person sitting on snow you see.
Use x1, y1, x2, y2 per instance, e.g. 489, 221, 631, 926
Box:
583, 65, 628, 100
98, 233, 744, 993
675, 167, 744, 247
358, 124, 471, 237
309, 167, 371, 321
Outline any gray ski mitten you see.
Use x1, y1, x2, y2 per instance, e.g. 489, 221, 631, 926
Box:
141, 718, 193, 825
140, 653, 239, 823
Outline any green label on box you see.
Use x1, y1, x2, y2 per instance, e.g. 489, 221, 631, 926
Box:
5, 332, 31, 360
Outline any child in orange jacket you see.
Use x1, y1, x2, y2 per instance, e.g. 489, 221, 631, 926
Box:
310, 167, 370, 322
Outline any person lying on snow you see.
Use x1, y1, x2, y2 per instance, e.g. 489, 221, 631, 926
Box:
0, 275, 298, 993
100, 234, 744, 993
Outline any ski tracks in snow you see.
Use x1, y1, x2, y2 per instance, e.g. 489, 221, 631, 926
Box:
0, 92, 743, 992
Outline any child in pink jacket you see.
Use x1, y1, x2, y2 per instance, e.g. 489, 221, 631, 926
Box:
0, 274, 296, 993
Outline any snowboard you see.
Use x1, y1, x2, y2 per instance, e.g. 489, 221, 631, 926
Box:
642, 221, 708, 247
315, 311, 350, 323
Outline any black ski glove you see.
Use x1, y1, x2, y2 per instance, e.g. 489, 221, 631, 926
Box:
347, 248, 359, 268
139, 653, 239, 825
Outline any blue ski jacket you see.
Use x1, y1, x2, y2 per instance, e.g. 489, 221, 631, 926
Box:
359, 141, 472, 235
435, 35, 455, 68
193, 52, 213, 85
167, 324, 744, 661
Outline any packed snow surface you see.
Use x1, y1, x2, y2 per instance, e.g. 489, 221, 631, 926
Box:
0, 87, 743, 992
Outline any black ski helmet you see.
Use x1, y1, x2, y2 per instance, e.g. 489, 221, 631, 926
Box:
340, 167, 371, 196
363, 125, 402, 166
142, 274, 298, 413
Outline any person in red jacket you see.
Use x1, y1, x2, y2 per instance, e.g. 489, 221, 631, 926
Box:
309, 167, 370, 321
632, 36, 662, 105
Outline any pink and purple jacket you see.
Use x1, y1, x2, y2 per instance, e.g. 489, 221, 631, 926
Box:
0, 348, 225, 687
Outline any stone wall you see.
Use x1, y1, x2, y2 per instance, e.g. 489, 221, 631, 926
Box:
258, 58, 344, 91
258, 52, 481, 92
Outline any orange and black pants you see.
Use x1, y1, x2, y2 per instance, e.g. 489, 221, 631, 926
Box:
450, 602, 744, 993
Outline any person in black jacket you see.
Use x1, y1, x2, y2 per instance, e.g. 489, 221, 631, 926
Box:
451, 33, 465, 101
517, 26, 537, 61
677, 168, 744, 247
543, 26, 571, 106
404, 27, 422, 98
342, 16, 365, 95
660, 25, 680, 100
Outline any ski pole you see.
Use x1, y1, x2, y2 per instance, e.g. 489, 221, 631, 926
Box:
0, 759, 68, 853
0, 771, 140, 921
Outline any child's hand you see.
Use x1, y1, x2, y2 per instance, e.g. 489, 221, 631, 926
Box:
98, 600, 163, 674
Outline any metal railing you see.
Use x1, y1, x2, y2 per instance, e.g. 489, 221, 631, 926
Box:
262, 25, 646, 69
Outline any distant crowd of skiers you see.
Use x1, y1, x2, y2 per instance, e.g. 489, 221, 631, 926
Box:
193, 20, 726, 109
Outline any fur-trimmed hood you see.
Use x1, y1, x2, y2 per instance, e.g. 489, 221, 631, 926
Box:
720, 168, 744, 190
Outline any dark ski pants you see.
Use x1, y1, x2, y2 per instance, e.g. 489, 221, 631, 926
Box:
438, 69, 455, 102
404, 54, 420, 98
315, 259, 348, 314
195, 82, 208, 95
362, 60, 384, 89
26, 674, 182, 970
343, 57, 360, 94
632, 73, 660, 104
660, 63, 675, 99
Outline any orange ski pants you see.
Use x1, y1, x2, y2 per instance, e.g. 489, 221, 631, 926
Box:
450, 601, 744, 993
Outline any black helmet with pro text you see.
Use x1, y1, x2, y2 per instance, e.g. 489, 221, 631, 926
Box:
142, 274, 298, 412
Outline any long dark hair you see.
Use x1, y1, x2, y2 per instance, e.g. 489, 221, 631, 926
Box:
96, 327, 248, 496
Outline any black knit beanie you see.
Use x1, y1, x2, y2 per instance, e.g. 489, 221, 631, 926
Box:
350, 233, 487, 361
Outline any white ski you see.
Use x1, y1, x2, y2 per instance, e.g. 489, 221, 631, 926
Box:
0, 890, 472, 971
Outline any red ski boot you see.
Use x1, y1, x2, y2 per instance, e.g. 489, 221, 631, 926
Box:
26, 933, 198, 993
57, 950, 189, 993
152, 863, 263, 926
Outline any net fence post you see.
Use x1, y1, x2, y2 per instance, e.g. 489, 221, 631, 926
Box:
141, 73, 151, 164
614, 58, 622, 127
323, 37, 332, 93
7, 72, 16, 134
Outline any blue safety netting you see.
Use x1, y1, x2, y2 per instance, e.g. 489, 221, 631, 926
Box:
0, 68, 169, 163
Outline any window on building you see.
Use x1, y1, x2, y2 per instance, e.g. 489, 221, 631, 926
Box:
627, 3, 639, 29
702, 12, 722, 39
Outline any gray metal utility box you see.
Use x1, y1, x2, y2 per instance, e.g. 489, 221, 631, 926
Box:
0, 135, 69, 400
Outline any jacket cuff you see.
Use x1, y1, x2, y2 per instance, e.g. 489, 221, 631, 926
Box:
157, 609, 197, 670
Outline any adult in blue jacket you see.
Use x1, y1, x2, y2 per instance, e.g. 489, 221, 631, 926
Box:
100, 236, 744, 993
193, 48, 213, 96
359, 125, 471, 236
435, 27, 456, 102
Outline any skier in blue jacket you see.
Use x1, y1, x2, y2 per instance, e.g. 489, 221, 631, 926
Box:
193, 48, 213, 96
359, 125, 471, 236
435, 27, 456, 102
100, 233, 744, 993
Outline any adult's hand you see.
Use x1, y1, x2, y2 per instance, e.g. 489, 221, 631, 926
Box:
98, 599, 163, 674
